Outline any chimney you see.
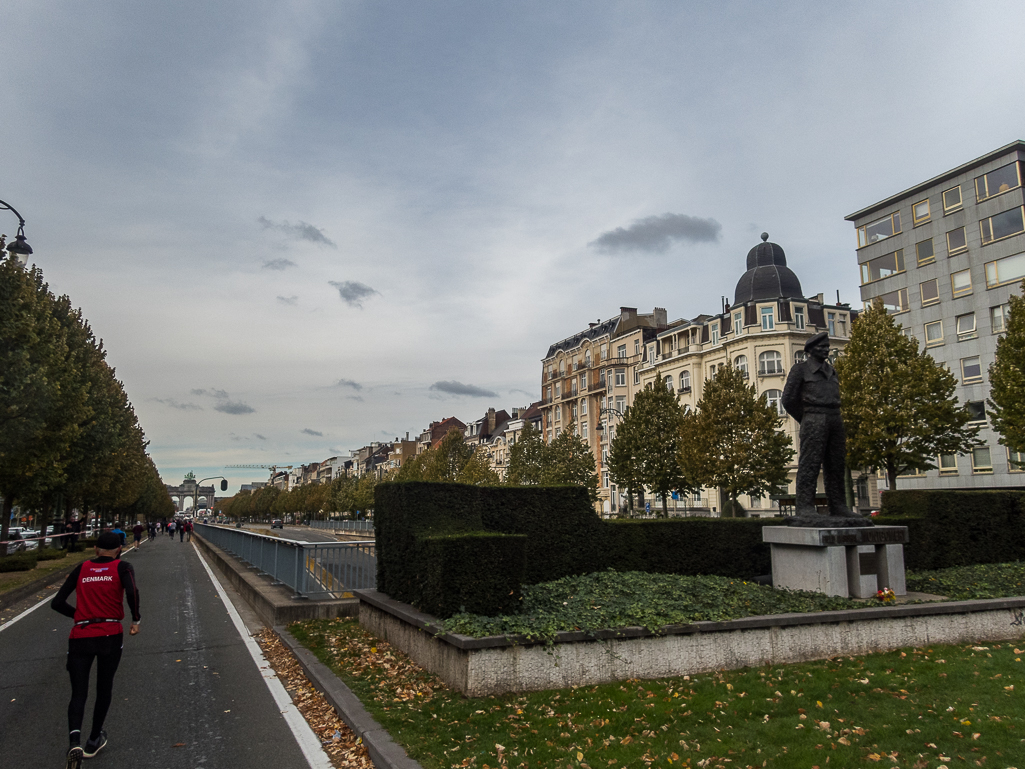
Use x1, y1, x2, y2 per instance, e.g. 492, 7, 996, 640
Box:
620, 307, 637, 323
487, 407, 496, 433
654, 307, 667, 329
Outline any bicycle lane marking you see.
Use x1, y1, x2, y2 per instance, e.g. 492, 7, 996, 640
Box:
190, 541, 332, 769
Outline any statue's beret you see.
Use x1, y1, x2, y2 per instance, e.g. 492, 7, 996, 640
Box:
804, 331, 829, 351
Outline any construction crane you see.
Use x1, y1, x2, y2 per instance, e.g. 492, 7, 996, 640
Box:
225, 464, 293, 474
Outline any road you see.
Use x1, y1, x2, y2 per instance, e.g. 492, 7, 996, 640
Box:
0, 535, 331, 768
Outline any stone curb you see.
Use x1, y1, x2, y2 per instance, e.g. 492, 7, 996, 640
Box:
274, 625, 424, 769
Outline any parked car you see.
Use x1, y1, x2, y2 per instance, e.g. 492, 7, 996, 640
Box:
5, 527, 39, 551
271, 519, 284, 529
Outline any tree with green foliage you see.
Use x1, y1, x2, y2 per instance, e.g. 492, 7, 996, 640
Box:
505, 423, 548, 486
609, 377, 693, 517
546, 423, 600, 502
836, 299, 979, 489
988, 288, 1025, 464
679, 365, 794, 517
394, 428, 498, 486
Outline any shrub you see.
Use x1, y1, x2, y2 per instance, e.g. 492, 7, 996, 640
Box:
36, 547, 68, 561
0, 552, 38, 572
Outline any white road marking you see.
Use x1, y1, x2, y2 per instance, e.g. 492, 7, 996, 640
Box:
0, 591, 55, 633
191, 542, 332, 769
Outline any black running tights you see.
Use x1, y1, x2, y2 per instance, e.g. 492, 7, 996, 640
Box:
67, 635, 123, 739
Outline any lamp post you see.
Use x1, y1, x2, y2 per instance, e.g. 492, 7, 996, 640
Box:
0, 200, 33, 266
195, 476, 229, 516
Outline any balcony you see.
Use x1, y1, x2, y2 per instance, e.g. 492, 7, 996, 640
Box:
758, 367, 784, 377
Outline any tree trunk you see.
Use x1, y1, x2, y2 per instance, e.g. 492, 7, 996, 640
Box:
660, 494, 669, 518
887, 464, 898, 494
1, 495, 13, 557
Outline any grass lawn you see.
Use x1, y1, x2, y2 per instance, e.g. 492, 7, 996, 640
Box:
291, 617, 1025, 769
290, 564, 1025, 769
0, 549, 93, 597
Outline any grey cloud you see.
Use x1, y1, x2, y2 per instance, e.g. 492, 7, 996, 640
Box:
590, 213, 722, 254
347, 395, 364, 402
430, 381, 498, 398
301, 428, 324, 436
154, 398, 202, 411
255, 434, 267, 440
258, 216, 336, 247
329, 281, 379, 308
265, 258, 298, 271
192, 388, 229, 399
277, 295, 299, 306
214, 400, 256, 415
335, 378, 363, 391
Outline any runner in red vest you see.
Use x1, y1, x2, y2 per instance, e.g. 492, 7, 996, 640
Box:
51, 531, 140, 768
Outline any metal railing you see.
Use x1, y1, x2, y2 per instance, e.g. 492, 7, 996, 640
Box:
195, 524, 375, 597
308, 519, 375, 533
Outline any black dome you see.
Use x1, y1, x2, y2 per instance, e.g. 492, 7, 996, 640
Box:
733, 233, 803, 304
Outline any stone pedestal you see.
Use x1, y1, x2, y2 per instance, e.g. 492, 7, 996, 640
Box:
762, 525, 909, 598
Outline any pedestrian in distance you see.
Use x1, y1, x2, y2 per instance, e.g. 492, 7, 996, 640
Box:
51, 531, 140, 769
132, 521, 144, 549
111, 523, 126, 548
178, 520, 185, 542
167, 520, 175, 539
184, 519, 193, 541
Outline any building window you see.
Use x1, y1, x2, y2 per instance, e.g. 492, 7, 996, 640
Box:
794, 349, 808, 365
971, 446, 993, 474
580, 399, 587, 416
584, 351, 591, 366
680, 371, 691, 392
916, 238, 935, 267
615, 395, 626, 414
617, 344, 627, 359
966, 401, 987, 424
581, 421, 588, 440
919, 279, 940, 306
794, 305, 805, 330
763, 388, 784, 415
961, 356, 983, 383
991, 303, 1010, 333
942, 185, 962, 213
1008, 449, 1025, 471
633, 368, 640, 385
986, 252, 1025, 288
580, 373, 586, 390
826, 311, 836, 336
734, 311, 743, 335
860, 249, 905, 284
664, 375, 674, 392
614, 368, 626, 387
559, 360, 565, 375
981, 206, 1025, 245
874, 287, 909, 314
555, 382, 561, 398
600, 343, 607, 360
555, 405, 561, 422
761, 306, 775, 330
711, 323, 720, 345
951, 269, 973, 298
956, 313, 977, 340
634, 339, 640, 355
647, 344, 655, 361
924, 320, 944, 346
734, 354, 748, 378
946, 226, 968, 255
938, 454, 958, 476
858, 211, 902, 248
912, 199, 931, 225
975, 161, 1021, 202
758, 350, 784, 376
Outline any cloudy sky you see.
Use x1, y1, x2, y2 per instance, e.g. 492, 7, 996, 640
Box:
4, 1, 1024, 493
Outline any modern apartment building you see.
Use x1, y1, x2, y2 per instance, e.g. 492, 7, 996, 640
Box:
846, 141, 1025, 489
634, 235, 866, 515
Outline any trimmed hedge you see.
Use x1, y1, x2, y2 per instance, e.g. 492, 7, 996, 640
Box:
0, 552, 38, 572
879, 489, 1025, 571
374, 482, 776, 618
36, 547, 68, 562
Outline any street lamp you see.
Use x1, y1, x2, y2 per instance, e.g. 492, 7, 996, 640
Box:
195, 476, 229, 515
0, 200, 33, 267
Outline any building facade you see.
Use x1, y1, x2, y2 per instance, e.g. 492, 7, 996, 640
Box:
633, 235, 868, 515
846, 141, 1025, 489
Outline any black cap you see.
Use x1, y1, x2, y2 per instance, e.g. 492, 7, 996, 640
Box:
804, 331, 829, 351
96, 532, 122, 550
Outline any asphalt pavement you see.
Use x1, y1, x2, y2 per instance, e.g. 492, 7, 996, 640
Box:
0, 533, 329, 768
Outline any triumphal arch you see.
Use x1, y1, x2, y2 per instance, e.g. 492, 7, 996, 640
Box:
166, 472, 217, 513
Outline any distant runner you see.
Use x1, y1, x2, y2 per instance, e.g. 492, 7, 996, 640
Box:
51, 532, 140, 768
132, 522, 144, 549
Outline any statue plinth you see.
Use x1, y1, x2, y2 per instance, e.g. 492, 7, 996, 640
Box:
762, 525, 908, 599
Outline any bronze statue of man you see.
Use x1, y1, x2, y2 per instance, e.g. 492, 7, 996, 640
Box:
782, 331, 863, 522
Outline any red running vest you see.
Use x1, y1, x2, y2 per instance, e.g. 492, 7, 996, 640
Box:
70, 559, 125, 639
